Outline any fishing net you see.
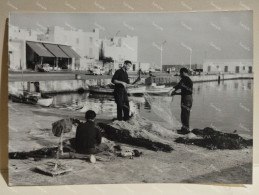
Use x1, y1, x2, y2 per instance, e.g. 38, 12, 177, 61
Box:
143, 93, 181, 130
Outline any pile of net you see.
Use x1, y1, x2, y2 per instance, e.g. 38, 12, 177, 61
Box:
9, 137, 116, 161
98, 114, 180, 152
175, 127, 253, 150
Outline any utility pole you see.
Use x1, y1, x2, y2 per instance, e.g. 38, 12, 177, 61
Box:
190, 49, 192, 70
160, 40, 166, 70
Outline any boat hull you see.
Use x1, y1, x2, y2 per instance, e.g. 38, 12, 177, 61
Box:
89, 86, 146, 95
145, 87, 173, 95
37, 97, 54, 107
10, 94, 53, 107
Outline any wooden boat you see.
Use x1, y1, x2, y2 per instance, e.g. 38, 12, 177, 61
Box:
145, 86, 173, 95
88, 85, 146, 95
37, 94, 54, 107
10, 91, 53, 107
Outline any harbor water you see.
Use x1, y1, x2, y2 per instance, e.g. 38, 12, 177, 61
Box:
51, 79, 253, 136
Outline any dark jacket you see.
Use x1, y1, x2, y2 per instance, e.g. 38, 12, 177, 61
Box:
174, 76, 193, 96
75, 120, 101, 153
111, 68, 130, 90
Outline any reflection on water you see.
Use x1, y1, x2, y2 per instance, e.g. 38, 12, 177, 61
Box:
52, 79, 253, 135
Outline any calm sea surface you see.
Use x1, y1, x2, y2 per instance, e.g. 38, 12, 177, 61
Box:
52, 79, 253, 136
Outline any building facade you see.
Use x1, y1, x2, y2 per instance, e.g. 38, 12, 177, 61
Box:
203, 59, 253, 74
9, 25, 140, 72
38, 26, 100, 70
9, 26, 42, 70
101, 36, 138, 71
9, 26, 80, 71
162, 64, 202, 72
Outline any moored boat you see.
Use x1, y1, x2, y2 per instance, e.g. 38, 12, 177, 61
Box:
88, 85, 146, 95
145, 86, 173, 95
10, 91, 53, 107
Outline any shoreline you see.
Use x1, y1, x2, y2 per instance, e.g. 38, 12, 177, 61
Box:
8, 75, 253, 95
8, 101, 253, 185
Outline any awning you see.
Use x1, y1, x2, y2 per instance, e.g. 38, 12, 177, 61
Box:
58, 45, 81, 59
43, 43, 69, 58
26, 41, 54, 57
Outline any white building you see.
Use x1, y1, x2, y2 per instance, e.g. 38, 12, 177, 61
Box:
38, 26, 99, 59
9, 26, 80, 71
9, 26, 40, 70
101, 36, 138, 71
203, 59, 253, 74
38, 26, 100, 70
9, 25, 140, 72
9, 25, 41, 41
139, 62, 151, 72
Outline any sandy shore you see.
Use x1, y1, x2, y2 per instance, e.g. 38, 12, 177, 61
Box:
8, 101, 252, 185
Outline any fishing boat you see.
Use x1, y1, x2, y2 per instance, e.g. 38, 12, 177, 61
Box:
88, 85, 146, 95
144, 83, 172, 95
10, 91, 54, 107
9, 66, 54, 107
145, 86, 173, 95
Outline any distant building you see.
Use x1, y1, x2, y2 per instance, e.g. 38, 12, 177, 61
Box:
9, 26, 80, 71
38, 26, 100, 70
139, 62, 151, 72
9, 25, 141, 72
38, 26, 99, 59
9, 26, 42, 70
9, 25, 42, 41
203, 59, 253, 74
101, 36, 138, 71
162, 64, 202, 72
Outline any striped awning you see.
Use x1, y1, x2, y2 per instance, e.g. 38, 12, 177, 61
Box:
59, 45, 81, 59
43, 43, 69, 58
26, 41, 54, 57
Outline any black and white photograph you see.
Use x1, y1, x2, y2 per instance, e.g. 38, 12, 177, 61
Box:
8, 11, 253, 185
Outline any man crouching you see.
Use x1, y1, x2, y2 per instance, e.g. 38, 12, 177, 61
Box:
75, 110, 102, 154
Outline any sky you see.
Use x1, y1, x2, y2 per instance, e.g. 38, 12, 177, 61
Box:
10, 11, 253, 66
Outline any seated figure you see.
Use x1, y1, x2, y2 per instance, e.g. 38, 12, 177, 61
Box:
75, 110, 102, 154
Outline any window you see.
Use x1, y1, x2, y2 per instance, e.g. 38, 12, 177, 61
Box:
235, 66, 240, 73
243, 66, 245, 70
207, 66, 211, 72
76, 38, 79, 44
248, 66, 252, 73
224, 66, 228, 72
89, 37, 93, 44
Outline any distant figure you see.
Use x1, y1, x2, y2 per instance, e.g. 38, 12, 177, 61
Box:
169, 68, 193, 134
75, 110, 102, 154
111, 60, 133, 121
138, 68, 144, 77
218, 72, 221, 84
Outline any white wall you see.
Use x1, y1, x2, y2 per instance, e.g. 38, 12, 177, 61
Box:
9, 40, 26, 70
139, 62, 151, 71
38, 26, 99, 61
9, 26, 40, 41
203, 59, 253, 74
102, 36, 138, 63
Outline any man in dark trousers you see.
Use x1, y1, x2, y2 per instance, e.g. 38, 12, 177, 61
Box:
75, 110, 102, 154
169, 68, 193, 134
111, 60, 133, 121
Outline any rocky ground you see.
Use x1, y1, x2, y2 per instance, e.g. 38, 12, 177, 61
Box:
8, 101, 252, 186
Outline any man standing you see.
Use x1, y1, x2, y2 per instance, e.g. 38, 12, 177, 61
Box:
169, 68, 193, 134
111, 60, 133, 121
